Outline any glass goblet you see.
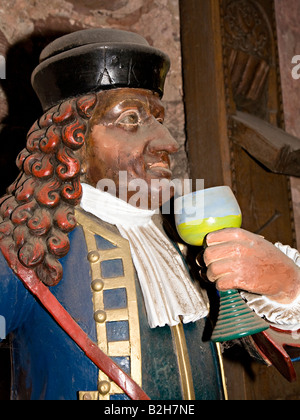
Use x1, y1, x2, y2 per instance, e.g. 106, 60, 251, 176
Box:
174, 186, 269, 342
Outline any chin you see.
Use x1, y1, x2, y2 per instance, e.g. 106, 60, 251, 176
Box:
149, 186, 175, 211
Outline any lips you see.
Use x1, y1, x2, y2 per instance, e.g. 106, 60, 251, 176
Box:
147, 161, 173, 177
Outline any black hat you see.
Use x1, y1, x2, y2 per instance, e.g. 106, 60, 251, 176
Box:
31, 28, 170, 111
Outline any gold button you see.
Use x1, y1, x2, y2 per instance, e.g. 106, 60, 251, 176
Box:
98, 380, 111, 395
94, 310, 107, 323
91, 279, 104, 292
87, 251, 100, 263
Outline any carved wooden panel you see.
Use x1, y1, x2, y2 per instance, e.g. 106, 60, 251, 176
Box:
223, 0, 273, 114
220, 0, 296, 246
180, 0, 300, 399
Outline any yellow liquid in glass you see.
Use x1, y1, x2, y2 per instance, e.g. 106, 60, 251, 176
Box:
177, 214, 242, 246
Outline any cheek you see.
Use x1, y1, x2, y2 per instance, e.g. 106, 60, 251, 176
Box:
90, 126, 145, 173
90, 128, 119, 165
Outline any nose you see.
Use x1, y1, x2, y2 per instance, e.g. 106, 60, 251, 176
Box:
146, 119, 179, 155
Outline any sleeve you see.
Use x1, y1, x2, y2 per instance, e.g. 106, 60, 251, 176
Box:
241, 243, 300, 326
0, 250, 35, 338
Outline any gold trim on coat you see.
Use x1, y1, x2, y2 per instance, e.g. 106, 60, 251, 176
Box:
76, 209, 142, 400
171, 322, 196, 400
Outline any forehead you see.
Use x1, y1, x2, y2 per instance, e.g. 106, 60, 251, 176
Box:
91, 88, 164, 121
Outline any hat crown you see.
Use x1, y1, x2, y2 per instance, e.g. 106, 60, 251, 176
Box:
32, 28, 170, 111
40, 28, 149, 62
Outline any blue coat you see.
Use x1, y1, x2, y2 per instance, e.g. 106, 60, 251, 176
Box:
0, 209, 224, 400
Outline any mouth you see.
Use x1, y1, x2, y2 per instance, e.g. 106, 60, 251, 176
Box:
146, 161, 173, 177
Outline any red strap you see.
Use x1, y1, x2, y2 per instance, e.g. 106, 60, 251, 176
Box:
1, 244, 150, 401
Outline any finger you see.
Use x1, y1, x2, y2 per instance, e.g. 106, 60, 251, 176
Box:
206, 258, 235, 283
204, 241, 248, 266
206, 228, 260, 247
199, 267, 209, 282
216, 273, 240, 291
196, 250, 205, 268
216, 271, 266, 295
205, 228, 243, 246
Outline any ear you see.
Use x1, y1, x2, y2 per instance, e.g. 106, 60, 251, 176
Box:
80, 161, 87, 177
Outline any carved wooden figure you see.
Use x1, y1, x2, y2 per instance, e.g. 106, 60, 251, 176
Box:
0, 27, 300, 401
0, 29, 223, 400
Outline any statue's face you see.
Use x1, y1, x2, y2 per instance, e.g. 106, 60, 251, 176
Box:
83, 88, 179, 209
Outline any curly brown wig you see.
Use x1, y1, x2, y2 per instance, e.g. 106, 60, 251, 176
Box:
0, 93, 97, 286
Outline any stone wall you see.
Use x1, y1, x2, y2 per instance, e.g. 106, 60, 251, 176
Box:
0, 0, 187, 196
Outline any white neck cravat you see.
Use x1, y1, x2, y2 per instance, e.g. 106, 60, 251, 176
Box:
80, 183, 208, 328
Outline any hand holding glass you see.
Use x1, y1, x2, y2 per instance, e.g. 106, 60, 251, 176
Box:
174, 186, 269, 342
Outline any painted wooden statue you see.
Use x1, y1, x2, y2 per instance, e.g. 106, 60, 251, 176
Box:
0, 28, 300, 400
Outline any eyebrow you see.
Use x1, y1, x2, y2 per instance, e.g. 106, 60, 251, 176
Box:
113, 98, 149, 110
91, 93, 164, 125
112, 97, 164, 116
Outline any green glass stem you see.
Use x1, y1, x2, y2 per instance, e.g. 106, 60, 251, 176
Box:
211, 289, 269, 343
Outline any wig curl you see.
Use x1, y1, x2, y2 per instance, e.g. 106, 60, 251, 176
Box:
0, 93, 97, 286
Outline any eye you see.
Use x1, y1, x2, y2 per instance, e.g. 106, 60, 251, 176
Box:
115, 110, 140, 127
